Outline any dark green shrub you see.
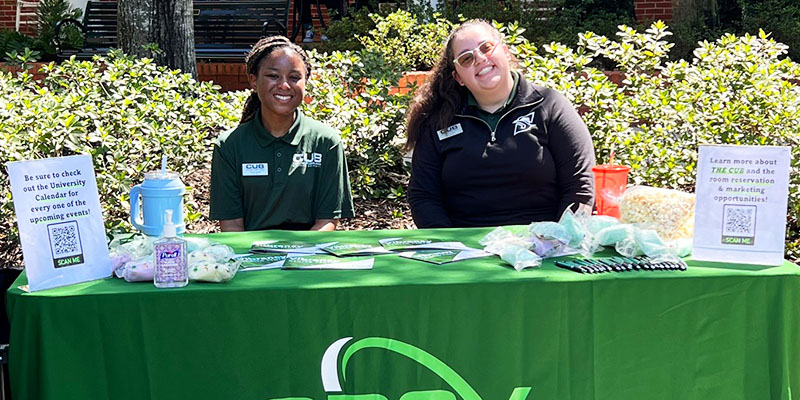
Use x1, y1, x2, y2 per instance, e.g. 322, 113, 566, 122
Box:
660, 15, 724, 61
439, 0, 525, 24
34, 0, 83, 59
740, 0, 800, 61
0, 30, 36, 59
319, 8, 377, 53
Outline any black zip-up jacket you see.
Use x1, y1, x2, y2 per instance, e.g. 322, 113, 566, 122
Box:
408, 76, 596, 228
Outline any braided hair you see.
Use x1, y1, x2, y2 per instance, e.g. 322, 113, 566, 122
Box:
240, 36, 313, 124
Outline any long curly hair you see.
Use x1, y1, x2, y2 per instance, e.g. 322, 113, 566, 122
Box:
240, 36, 312, 124
404, 20, 505, 151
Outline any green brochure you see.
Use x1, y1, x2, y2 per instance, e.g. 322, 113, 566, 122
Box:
281, 254, 374, 270
236, 254, 287, 271
321, 242, 393, 257
398, 249, 494, 265
378, 237, 474, 252
249, 240, 335, 254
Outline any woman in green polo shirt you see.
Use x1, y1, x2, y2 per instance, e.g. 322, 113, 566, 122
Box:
210, 36, 355, 232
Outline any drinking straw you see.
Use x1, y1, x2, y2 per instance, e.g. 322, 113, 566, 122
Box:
608, 150, 615, 165
161, 154, 167, 174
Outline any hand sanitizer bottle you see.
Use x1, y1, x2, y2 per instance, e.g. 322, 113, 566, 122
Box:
153, 209, 188, 288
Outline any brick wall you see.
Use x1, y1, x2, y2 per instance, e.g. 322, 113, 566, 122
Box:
1, 0, 39, 35
633, 0, 673, 21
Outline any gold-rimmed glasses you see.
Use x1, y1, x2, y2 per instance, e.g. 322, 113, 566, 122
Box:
453, 40, 498, 67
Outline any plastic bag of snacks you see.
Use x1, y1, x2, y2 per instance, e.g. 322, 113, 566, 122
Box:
618, 186, 695, 240
114, 256, 155, 282
188, 244, 240, 283
480, 227, 542, 271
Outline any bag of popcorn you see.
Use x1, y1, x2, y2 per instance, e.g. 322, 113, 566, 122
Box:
618, 186, 695, 240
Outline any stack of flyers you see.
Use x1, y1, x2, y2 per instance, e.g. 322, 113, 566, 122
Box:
321, 242, 392, 257
249, 240, 335, 254
378, 237, 474, 252
236, 254, 287, 272
398, 249, 493, 265
281, 254, 374, 270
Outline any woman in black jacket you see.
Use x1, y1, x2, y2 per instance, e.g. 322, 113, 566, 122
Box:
405, 20, 596, 228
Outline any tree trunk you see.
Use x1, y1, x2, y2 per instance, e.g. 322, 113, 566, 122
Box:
118, 0, 197, 79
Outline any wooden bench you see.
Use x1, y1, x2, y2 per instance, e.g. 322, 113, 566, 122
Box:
55, 0, 289, 62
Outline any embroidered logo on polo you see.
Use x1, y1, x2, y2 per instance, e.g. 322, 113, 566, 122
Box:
293, 152, 323, 168
265, 336, 533, 400
241, 163, 268, 176
437, 123, 463, 141
512, 111, 538, 136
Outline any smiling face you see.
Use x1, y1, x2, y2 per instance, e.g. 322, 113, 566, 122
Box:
450, 24, 513, 105
248, 47, 307, 127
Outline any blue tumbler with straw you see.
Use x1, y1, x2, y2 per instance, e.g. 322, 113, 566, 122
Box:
129, 156, 185, 236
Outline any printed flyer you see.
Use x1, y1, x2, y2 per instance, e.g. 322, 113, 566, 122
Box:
322, 242, 392, 257
236, 253, 287, 271
692, 145, 791, 265
378, 237, 474, 252
250, 240, 334, 254
7, 154, 111, 291
281, 255, 374, 270
398, 249, 493, 265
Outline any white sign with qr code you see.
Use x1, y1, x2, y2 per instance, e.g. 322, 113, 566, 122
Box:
6, 154, 110, 291
693, 145, 791, 266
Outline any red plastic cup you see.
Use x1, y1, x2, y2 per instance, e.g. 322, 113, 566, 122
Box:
592, 164, 631, 218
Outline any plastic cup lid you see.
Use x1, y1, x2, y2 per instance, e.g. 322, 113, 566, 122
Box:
144, 170, 180, 180
592, 164, 630, 172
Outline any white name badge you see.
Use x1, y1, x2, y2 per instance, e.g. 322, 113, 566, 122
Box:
242, 163, 268, 176
437, 123, 463, 141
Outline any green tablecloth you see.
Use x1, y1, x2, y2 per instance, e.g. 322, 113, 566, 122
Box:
6, 227, 800, 400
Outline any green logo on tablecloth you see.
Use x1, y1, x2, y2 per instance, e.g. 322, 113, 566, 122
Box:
268, 336, 532, 400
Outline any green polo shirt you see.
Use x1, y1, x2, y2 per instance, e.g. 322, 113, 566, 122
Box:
466, 72, 520, 131
209, 111, 355, 231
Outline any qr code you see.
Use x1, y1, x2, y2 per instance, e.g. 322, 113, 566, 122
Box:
722, 205, 757, 236
48, 221, 83, 257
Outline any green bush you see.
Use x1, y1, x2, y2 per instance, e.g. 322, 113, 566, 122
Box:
0, 30, 36, 60
318, 8, 376, 53
740, 0, 800, 62
520, 3, 635, 54
438, 0, 525, 25
357, 10, 454, 71
304, 49, 410, 199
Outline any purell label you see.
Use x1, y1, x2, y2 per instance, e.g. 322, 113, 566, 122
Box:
242, 163, 268, 176
437, 123, 463, 141
159, 250, 180, 259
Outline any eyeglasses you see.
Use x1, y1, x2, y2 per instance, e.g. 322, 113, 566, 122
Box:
453, 40, 498, 67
